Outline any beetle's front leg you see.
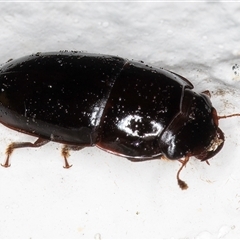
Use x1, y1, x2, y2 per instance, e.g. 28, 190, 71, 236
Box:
1, 138, 49, 167
201, 90, 211, 98
177, 156, 190, 190
61, 145, 85, 169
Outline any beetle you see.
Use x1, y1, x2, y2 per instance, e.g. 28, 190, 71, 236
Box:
0, 51, 239, 189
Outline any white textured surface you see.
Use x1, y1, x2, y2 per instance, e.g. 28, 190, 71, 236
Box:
0, 2, 240, 239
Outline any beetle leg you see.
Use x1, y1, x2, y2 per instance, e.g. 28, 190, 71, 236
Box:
178, 159, 185, 164
1, 138, 49, 167
177, 156, 190, 190
61, 145, 84, 169
201, 90, 211, 98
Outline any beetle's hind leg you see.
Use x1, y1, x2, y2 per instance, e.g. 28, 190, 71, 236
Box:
61, 145, 85, 169
177, 156, 190, 190
1, 137, 49, 167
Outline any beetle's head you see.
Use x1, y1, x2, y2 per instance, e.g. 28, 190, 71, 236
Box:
159, 90, 225, 162
159, 89, 240, 190
200, 108, 240, 161
194, 125, 224, 161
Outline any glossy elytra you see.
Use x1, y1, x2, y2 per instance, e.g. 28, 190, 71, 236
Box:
0, 51, 239, 189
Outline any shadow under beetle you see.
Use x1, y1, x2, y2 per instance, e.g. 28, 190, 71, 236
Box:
0, 51, 239, 190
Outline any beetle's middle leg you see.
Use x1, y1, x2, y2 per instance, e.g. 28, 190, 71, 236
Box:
61, 145, 85, 169
1, 137, 49, 167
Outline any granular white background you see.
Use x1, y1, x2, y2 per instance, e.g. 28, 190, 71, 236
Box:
0, 2, 240, 239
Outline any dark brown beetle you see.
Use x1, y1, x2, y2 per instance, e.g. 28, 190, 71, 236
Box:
0, 51, 239, 189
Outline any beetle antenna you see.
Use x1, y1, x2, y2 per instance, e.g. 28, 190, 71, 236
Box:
177, 156, 189, 190
218, 113, 240, 120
